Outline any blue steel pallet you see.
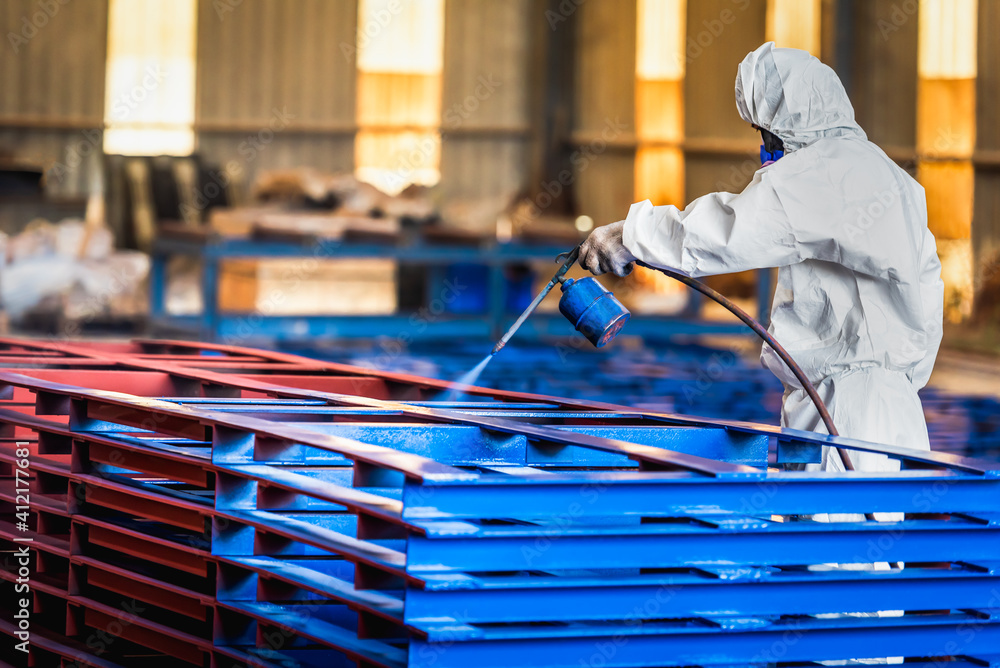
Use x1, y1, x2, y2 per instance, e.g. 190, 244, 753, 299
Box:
299, 339, 1000, 461
1, 338, 999, 667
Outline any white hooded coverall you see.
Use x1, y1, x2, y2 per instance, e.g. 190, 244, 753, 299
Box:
622, 42, 944, 472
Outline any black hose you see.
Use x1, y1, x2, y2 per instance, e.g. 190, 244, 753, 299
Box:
634, 261, 859, 474
640, 263, 888, 524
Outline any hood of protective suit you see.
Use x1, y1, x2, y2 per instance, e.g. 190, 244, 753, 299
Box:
735, 42, 866, 152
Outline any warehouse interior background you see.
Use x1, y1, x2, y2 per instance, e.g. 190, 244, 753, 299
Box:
1, 0, 999, 412
8, 4, 1000, 665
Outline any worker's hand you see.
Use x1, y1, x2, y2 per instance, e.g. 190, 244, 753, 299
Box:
579, 220, 636, 277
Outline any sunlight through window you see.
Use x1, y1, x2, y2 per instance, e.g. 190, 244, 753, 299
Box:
766, 0, 821, 56
634, 0, 685, 208
103, 0, 197, 156
918, 0, 977, 321
355, 0, 444, 195
632, 0, 687, 308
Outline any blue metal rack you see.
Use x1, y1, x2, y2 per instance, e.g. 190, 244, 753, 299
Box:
149, 233, 775, 342
2, 338, 999, 667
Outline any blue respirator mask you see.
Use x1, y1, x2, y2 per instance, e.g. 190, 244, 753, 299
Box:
758, 127, 785, 164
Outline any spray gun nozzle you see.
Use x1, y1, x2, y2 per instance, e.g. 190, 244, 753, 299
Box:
490, 245, 583, 358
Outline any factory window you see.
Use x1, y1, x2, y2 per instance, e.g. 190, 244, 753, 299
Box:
631, 0, 687, 310
355, 0, 445, 195
765, 0, 821, 56
103, 0, 197, 156
634, 0, 685, 208
917, 0, 977, 321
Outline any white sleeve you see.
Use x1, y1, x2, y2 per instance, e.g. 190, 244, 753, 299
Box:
621, 171, 803, 278
910, 227, 944, 389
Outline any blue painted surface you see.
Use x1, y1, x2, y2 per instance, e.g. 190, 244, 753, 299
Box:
294, 339, 1000, 461
11, 344, 1000, 666
407, 615, 1000, 667
557, 276, 631, 347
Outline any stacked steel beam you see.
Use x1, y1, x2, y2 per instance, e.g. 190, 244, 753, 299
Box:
304, 341, 1000, 459
1, 338, 998, 667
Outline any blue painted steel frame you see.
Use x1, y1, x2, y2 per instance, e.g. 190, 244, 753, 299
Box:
405, 565, 1000, 622
407, 615, 1000, 667
3, 337, 999, 668
149, 235, 776, 341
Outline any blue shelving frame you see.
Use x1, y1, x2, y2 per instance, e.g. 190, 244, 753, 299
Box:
149, 234, 776, 342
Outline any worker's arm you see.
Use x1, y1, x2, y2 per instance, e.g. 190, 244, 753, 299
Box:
909, 226, 944, 389
623, 170, 801, 278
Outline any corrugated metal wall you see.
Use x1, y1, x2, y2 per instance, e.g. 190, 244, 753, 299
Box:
571, 0, 766, 222
195, 0, 535, 201
573, 0, 637, 225
194, 0, 358, 191
973, 0, 1000, 299
439, 0, 534, 200
683, 0, 766, 202
0, 0, 108, 197
850, 0, 919, 165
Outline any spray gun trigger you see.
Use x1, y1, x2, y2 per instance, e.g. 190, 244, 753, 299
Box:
555, 246, 581, 264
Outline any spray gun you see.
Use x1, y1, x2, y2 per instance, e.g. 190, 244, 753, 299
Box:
492, 247, 630, 356
491, 245, 863, 478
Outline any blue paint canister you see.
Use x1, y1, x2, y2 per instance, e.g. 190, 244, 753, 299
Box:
558, 277, 631, 348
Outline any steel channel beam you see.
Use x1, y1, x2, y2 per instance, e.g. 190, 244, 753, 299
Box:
404, 520, 1000, 572
0, 370, 764, 479
5, 438, 410, 578
7, 438, 1000, 628
0, 619, 129, 668
2, 523, 406, 667
0, 567, 214, 664
2, 508, 406, 636
0, 444, 213, 535
289, 423, 769, 467
13, 382, 992, 523
0, 407, 411, 525
405, 567, 1000, 623
0, 618, 296, 668
406, 614, 1000, 667
1, 564, 354, 668
3, 337, 996, 477
73, 554, 213, 620
401, 471, 1000, 518
217, 555, 404, 620
21, 337, 1000, 476
217, 600, 407, 668
0, 372, 476, 483
2, 501, 213, 575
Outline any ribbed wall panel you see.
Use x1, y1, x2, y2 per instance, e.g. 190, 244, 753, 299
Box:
972, 0, 1000, 297
851, 0, 919, 161
439, 0, 533, 200
682, 0, 766, 203
195, 0, 358, 187
0, 0, 108, 198
572, 0, 637, 224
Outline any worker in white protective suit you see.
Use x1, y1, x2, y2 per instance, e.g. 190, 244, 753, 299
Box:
579, 42, 944, 477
